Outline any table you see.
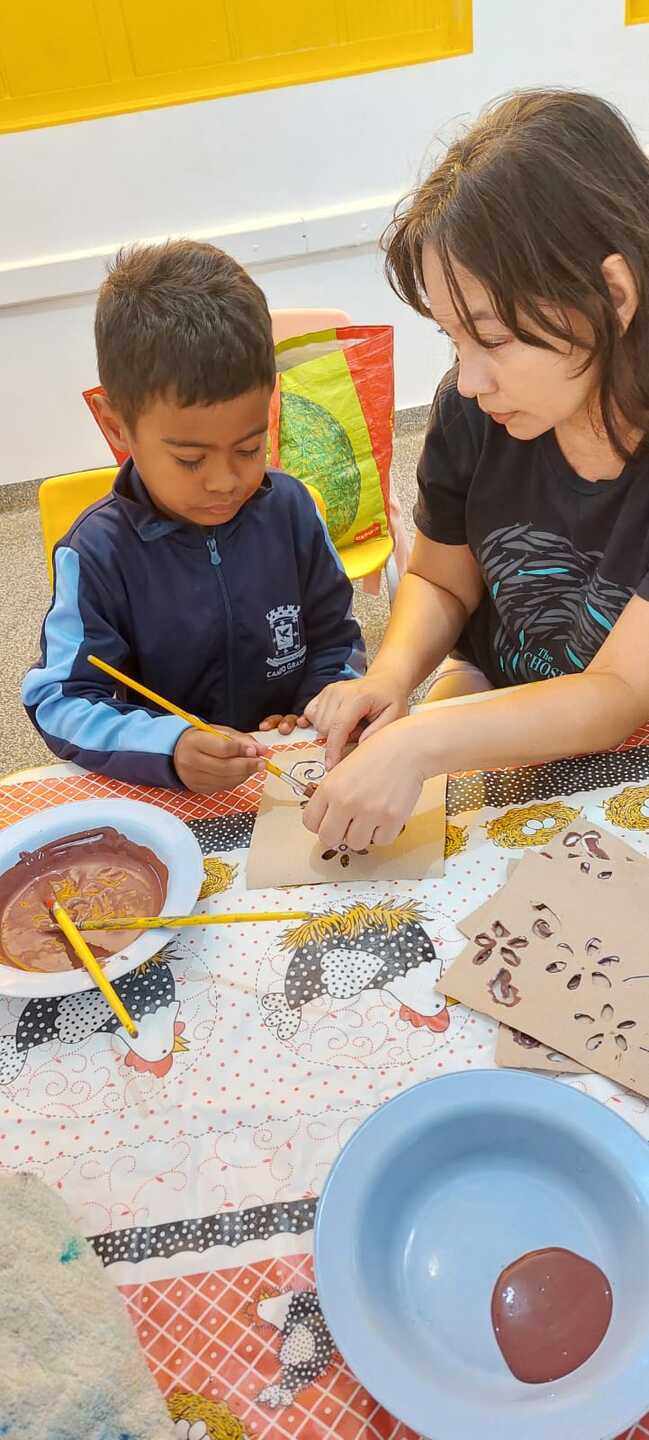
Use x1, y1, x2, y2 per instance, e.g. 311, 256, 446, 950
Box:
2, 737, 649, 1440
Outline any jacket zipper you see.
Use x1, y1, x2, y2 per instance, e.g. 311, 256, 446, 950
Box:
206, 531, 236, 726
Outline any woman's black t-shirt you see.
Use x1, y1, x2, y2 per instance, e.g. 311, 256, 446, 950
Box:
414, 369, 649, 687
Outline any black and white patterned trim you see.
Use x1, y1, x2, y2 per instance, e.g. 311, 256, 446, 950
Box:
447, 747, 649, 817
187, 813, 256, 854
91, 1197, 317, 1268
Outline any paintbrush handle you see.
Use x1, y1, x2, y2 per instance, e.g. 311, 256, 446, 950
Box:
77, 910, 311, 932
87, 655, 307, 792
48, 900, 138, 1037
88, 654, 227, 738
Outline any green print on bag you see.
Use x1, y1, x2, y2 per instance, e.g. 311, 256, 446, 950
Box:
279, 392, 360, 542
269, 326, 394, 551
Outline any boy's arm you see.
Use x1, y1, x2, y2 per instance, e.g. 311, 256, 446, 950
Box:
290, 507, 366, 713
23, 543, 190, 788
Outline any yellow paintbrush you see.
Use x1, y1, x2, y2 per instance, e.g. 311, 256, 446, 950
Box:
87, 655, 316, 797
47, 897, 138, 1037
76, 910, 311, 933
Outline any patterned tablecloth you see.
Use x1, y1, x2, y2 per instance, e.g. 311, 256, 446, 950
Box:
2, 738, 649, 1440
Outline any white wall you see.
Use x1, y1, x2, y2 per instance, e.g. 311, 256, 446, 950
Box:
1, 0, 648, 485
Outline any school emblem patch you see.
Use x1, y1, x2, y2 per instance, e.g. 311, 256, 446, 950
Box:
266, 604, 306, 676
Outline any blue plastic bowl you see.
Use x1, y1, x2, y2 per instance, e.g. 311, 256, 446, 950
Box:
315, 1070, 649, 1440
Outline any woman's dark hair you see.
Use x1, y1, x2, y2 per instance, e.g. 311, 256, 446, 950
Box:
96, 239, 276, 426
383, 89, 649, 458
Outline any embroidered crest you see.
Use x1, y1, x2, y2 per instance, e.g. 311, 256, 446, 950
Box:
266, 604, 306, 676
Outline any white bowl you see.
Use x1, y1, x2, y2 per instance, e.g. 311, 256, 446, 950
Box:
0, 798, 204, 997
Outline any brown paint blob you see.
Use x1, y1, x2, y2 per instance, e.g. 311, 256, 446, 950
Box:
491, 1247, 612, 1384
0, 828, 168, 973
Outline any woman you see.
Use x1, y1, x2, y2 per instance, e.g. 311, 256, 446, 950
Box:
303, 89, 649, 850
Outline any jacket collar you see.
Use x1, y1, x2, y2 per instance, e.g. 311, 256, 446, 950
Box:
113, 459, 273, 544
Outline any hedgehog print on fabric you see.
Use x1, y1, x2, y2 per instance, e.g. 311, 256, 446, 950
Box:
261, 900, 452, 1040
0, 948, 188, 1086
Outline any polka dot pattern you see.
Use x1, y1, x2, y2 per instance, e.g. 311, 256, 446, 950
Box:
15, 996, 61, 1054
276, 1291, 335, 1393
56, 991, 113, 1045
0, 1033, 24, 1086
187, 814, 256, 855
282, 918, 436, 1014
92, 1197, 317, 1267
11, 959, 177, 1068
447, 747, 649, 817
320, 947, 381, 999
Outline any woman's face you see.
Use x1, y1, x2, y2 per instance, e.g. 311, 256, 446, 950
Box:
421, 243, 596, 438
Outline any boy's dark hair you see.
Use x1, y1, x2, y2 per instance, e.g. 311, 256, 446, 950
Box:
383, 89, 649, 459
95, 239, 276, 425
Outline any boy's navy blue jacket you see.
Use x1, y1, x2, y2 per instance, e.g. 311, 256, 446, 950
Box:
23, 461, 365, 788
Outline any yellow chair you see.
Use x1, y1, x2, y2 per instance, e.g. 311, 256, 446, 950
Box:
38, 466, 326, 589
39, 466, 118, 587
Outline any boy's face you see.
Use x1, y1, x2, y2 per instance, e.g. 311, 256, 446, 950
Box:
94, 387, 272, 526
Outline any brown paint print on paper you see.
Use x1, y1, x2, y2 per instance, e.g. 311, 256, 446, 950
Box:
444, 825, 649, 1098
246, 746, 447, 889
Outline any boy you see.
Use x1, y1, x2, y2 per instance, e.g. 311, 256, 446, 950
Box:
23, 241, 365, 793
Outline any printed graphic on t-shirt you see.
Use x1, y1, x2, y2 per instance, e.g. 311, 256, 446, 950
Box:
477, 524, 631, 682
266, 604, 307, 680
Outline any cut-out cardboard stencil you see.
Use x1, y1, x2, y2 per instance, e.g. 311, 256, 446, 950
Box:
495, 1023, 584, 1073
443, 825, 649, 1099
455, 823, 641, 1077
246, 747, 446, 889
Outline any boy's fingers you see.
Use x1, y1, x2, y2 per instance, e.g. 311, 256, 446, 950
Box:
191, 756, 263, 790
296, 715, 311, 728
209, 727, 270, 756
258, 714, 302, 734
195, 731, 259, 759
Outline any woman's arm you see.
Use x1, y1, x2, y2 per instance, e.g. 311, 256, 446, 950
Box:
303, 593, 649, 849
370, 533, 484, 691
305, 533, 484, 763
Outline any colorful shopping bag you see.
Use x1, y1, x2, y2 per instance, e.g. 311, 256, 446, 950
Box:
83, 325, 394, 552
268, 326, 394, 547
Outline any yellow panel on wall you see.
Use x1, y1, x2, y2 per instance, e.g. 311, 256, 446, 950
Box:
626, 0, 649, 20
0, 0, 472, 134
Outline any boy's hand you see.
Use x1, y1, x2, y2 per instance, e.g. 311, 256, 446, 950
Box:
258, 713, 311, 736
174, 727, 269, 794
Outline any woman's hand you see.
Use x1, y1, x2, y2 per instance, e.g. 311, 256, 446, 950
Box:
304, 673, 409, 768
302, 718, 426, 850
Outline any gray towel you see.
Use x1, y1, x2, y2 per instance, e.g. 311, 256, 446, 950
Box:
0, 1171, 175, 1439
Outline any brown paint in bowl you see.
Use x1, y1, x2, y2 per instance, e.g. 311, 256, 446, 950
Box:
491, 1246, 612, 1384
0, 827, 168, 973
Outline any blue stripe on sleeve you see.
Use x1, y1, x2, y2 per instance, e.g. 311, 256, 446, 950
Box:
22, 547, 187, 757
313, 507, 347, 574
